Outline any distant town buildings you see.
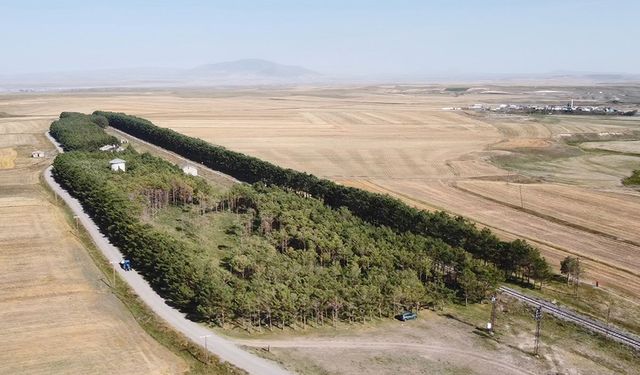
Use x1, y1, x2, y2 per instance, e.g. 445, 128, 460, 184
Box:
109, 158, 126, 172
456, 101, 637, 116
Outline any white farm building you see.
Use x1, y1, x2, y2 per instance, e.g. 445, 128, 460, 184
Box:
109, 158, 126, 172
182, 164, 198, 176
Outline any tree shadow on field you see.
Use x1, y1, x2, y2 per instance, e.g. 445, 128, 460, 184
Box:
442, 313, 476, 328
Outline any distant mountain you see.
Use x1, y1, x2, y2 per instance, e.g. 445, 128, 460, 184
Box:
0, 59, 323, 91
1, 60, 638, 91
188, 59, 319, 79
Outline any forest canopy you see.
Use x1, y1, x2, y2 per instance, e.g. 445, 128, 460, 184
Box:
95, 111, 550, 284
49, 112, 550, 329
50, 112, 118, 151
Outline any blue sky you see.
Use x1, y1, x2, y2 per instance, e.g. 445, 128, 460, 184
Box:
1, 0, 638, 76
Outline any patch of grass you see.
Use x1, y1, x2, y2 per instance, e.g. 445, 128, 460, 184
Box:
563, 131, 640, 146
150, 206, 240, 260
443, 293, 640, 374
104, 127, 235, 192
491, 143, 584, 173
248, 347, 332, 375
529, 114, 561, 124
444, 87, 469, 93
622, 170, 640, 186
39, 175, 245, 375
505, 280, 640, 335
213, 312, 397, 341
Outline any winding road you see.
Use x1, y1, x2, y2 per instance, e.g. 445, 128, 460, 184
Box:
43, 133, 291, 375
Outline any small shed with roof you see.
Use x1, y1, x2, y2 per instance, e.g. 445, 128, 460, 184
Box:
181, 164, 198, 176
109, 158, 126, 172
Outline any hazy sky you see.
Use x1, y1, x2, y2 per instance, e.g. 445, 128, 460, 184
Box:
1, 0, 638, 76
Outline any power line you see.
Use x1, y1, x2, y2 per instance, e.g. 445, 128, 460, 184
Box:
200, 334, 213, 363
534, 305, 543, 356
605, 301, 613, 338
488, 295, 497, 335
574, 257, 580, 298
519, 184, 524, 209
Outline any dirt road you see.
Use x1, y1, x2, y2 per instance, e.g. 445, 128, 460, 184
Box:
0, 116, 183, 374
44, 166, 291, 375
237, 339, 538, 375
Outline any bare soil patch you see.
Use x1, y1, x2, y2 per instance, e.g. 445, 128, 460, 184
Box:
231, 304, 637, 375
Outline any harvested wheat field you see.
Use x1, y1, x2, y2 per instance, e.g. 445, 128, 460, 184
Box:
2, 87, 640, 300
0, 116, 185, 374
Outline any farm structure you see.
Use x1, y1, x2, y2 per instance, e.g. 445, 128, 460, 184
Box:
109, 158, 126, 172
182, 164, 198, 176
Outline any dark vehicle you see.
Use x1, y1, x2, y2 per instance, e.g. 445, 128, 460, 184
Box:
119, 259, 132, 271
397, 311, 417, 321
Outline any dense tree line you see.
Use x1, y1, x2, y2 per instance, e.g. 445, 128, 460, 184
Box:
51, 148, 502, 328
217, 184, 504, 321
52, 151, 212, 312
50, 112, 118, 151
95, 111, 550, 282
49, 111, 551, 330
48, 111, 503, 326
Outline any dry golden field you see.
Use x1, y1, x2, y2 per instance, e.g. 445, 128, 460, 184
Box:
0, 115, 184, 374
109, 115, 640, 375
2, 86, 640, 301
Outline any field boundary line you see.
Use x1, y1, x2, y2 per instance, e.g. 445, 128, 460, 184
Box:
451, 182, 640, 278
453, 181, 640, 249
364, 179, 640, 281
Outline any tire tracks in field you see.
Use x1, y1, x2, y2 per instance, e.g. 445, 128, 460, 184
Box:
236, 339, 538, 375
450, 182, 640, 278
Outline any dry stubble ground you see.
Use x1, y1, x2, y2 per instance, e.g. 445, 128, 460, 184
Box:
0, 116, 185, 374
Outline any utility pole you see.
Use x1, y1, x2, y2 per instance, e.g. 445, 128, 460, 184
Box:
200, 334, 213, 363
574, 257, 580, 298
519, 185, 524, 209
534, 305, 543, 356
109, 261, 117, 287
605, 301, 613, 338
488, 295, 497, 334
